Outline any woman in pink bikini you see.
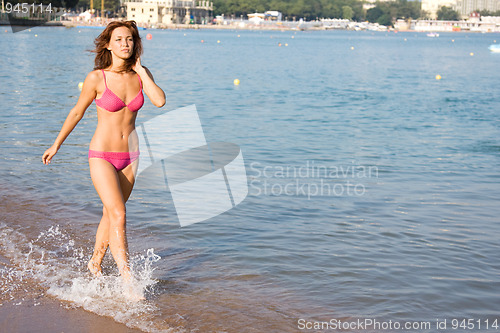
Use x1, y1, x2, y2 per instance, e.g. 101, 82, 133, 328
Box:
42, 21, 165, 287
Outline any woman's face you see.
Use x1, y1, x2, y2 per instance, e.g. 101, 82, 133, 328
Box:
107, 26, 134, 59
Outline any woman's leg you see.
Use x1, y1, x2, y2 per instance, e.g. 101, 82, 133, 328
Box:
87, 208, 109, 276
89, 158, 135, 280
88, 164, 136, 276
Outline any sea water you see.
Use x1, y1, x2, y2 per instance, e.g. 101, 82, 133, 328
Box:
0, 27, 499, 332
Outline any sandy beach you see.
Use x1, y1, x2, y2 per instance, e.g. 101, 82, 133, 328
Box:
0, 296, 145, 333
0, 194, 147, 333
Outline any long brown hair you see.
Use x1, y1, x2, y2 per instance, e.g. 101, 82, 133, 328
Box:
93, 21, 143, 73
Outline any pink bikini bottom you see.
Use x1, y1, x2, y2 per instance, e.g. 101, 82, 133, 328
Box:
88, 150, 140, 171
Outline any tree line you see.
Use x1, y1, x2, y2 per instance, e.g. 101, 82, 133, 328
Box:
212, 0, 464, 24
365, 0, 421, 26
5, 0, 471, 25
213, 0, 365, 21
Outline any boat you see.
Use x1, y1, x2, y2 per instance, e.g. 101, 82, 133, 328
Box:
488, 44, 500, 53
427, 32, 439, 37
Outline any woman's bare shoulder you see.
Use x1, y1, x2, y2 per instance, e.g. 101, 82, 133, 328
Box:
82, 70, 103, 90
86, 69, 102, 82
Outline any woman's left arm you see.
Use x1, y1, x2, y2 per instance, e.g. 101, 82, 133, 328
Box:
133, 58, 166, 108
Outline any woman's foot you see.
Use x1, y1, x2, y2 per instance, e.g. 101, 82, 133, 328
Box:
87, 258, 103, 277
119, 267, 145, 301
123, 282, 146, 302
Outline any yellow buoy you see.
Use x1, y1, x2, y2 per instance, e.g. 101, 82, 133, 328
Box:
78, 82, 84, 91
470, 52, 474, 56
34, 34, 38, 37
234, 79, 240, 85
435, 75, 442, 80
351, 46, 354, 50
217, 40, 221, 43
285, 43, 288, 46
452, 39, 455, 42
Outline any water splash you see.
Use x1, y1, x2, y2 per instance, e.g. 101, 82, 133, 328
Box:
0, 223, 177, 333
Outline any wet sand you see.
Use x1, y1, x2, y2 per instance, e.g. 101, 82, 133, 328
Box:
0, 251, 144, 333
0, 297, 145, 333
0, 189, 149, 333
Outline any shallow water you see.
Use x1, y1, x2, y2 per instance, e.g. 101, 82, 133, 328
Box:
0, 27, 499, 332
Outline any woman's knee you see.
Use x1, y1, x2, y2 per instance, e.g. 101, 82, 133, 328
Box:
106, 207, 126, 226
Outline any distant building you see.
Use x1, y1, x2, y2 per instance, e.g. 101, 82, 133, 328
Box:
124, 0, 213, 25
247, 11, 282, 23
61, 10, 94, 22
455, 0, 500, 16
422, 0, 500, 18
265, 11, 282, 21
247, 12, 265, 24
421, 0, 457, 19
482, 15, 500, 23
412, 18, 499, 31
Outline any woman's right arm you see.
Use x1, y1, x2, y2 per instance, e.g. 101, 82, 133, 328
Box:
42, 71, 99, 165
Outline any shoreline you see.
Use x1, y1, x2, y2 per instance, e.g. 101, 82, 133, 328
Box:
0, 297, 145, 333
0, 186, 152, 333
61, 20, 500, 33
0, 251, 145, 333
62, 20, 318, 31
2, 19, 498, 33
0, 189, 167, 333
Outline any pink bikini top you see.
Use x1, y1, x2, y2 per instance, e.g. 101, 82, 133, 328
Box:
95, 69, 144, 112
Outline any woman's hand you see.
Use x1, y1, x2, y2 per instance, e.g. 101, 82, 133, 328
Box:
42, 145, 59, 165
134, 59, 166, 108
